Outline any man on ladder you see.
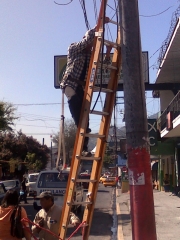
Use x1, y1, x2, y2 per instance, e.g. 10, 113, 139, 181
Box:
59, 18, 110, 157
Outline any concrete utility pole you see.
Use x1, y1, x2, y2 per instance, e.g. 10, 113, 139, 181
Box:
119, 1, 157, 240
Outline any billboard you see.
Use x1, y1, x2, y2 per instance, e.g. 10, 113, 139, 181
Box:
54, 51, 149, 89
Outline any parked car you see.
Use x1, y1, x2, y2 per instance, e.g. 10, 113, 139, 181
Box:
33, 168, 83, 213
1, 180, 21, 194
26, 173, 39, 196
103, 177, 116, 187
99, 175, 108, 183
0, 183, 6, 204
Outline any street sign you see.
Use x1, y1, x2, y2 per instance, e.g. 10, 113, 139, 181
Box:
54, 51, 149, 89
117, 154, 127, 167
148, 119, 158, 147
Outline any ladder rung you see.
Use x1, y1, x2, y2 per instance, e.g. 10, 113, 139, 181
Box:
67, 201, 92, 206
95, 62, 117, 70
81, 133, 105, 138
76, 156, 101, 161
96, 36, 119, 48
65, 223, 89, 228
75, 179, 97, 183
104, 39, 120, 48
109, 19, 118, 25
90, 85, 113, 93
90, 110, 109, 116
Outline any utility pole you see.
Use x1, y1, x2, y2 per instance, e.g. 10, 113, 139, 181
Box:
50, 135, 53, 169
119, 1, 157, 240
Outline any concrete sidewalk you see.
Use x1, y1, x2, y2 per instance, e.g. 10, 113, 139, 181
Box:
116, 189, 180, 240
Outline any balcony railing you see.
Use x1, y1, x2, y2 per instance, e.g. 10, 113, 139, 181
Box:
158, 91, 180, 132
158, 6, 180, 67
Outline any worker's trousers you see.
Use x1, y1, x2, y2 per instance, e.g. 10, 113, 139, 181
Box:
65, 85, 89, 151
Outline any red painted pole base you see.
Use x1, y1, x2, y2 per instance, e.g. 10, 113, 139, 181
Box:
128, 147, 157, 240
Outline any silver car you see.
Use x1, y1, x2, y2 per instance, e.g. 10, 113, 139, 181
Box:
0, 183, 6, 204
1, 179, 21, 194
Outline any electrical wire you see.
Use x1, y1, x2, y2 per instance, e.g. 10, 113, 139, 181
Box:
15, 123, 59, 129
91, 1, 106, 112
79, 0, 90, 30
54, 0, 73, 6
114, 0, 119, 42
110, 0, 119, 24
140, 6, 173, 17
91, 0, 119, 112
13, 99, 104, 106
93, 0, 98, 23
14, 103, 63, 106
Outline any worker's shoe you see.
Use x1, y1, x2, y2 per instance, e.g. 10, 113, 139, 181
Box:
86, 128, 91, 133
81, 151, 92, 157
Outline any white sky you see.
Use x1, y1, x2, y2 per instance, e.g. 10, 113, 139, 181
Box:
0, 0, 179, 147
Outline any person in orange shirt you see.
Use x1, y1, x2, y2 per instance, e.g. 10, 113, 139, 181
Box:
0, 190, 31, 240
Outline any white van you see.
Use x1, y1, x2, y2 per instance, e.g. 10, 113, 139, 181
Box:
26, 173, 39, 196
33, 168, 83, 213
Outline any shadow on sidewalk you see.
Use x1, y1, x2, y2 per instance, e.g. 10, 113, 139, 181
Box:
66, 208, 112, 238
119, 213, 131, 226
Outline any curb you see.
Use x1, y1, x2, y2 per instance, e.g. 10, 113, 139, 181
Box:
116, 188, 124, 240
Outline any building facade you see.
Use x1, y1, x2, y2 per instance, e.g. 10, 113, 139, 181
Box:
154, 6, 180, 191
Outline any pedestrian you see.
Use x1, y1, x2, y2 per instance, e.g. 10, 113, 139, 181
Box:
115, 175, 119, 188
0, 190, 31, 240
19, 175, 28, 204
118, 175, 122, 189
32, 191, 80, 240
60, 17, 110, 157
163, 173, 170, 192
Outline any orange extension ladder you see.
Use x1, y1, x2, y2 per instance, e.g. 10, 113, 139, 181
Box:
59, 1, 121, 239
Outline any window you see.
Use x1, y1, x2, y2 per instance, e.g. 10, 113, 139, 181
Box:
29, 175, 38, 182
38, 173, 69, 188
3, 181, 16, 188
0, 185, 4, 194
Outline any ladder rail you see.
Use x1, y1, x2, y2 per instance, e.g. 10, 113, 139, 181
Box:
82, 30, 121, 240
59, 1, 122, 239
59, 1, 108, 239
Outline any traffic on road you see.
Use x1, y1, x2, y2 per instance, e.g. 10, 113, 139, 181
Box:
0, 169, 116, 240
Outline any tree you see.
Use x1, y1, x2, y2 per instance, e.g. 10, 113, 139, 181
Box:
0, 131, 50, 175
52, 119, 77, 164
103, 154, 112, 169
0, 101, 17, 132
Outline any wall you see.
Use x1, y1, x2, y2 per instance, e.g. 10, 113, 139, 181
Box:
160, 90, 175, 111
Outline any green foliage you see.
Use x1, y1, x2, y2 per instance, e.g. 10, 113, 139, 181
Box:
0, 102, 17, 132
0, 131, 50, 172
52, 119, 76, 164
103, 153, 113, 168
103, 144, 115, 168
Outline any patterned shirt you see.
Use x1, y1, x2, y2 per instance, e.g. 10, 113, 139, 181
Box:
32, 204, 62, 240
60, 27, 96, 91
32, 205, 79, 240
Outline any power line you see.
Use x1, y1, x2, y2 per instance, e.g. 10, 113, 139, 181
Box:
14, 99, 104, 106
14, 103, 63, 106
54, 0, 73, 6
15, 123, 59, 129
140, 6, 173, 17
14, 133, 54, 135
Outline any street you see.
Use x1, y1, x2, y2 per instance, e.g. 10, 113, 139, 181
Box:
21, 184, 115, 240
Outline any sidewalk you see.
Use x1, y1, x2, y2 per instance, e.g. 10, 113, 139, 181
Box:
116, 189, 180, 240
